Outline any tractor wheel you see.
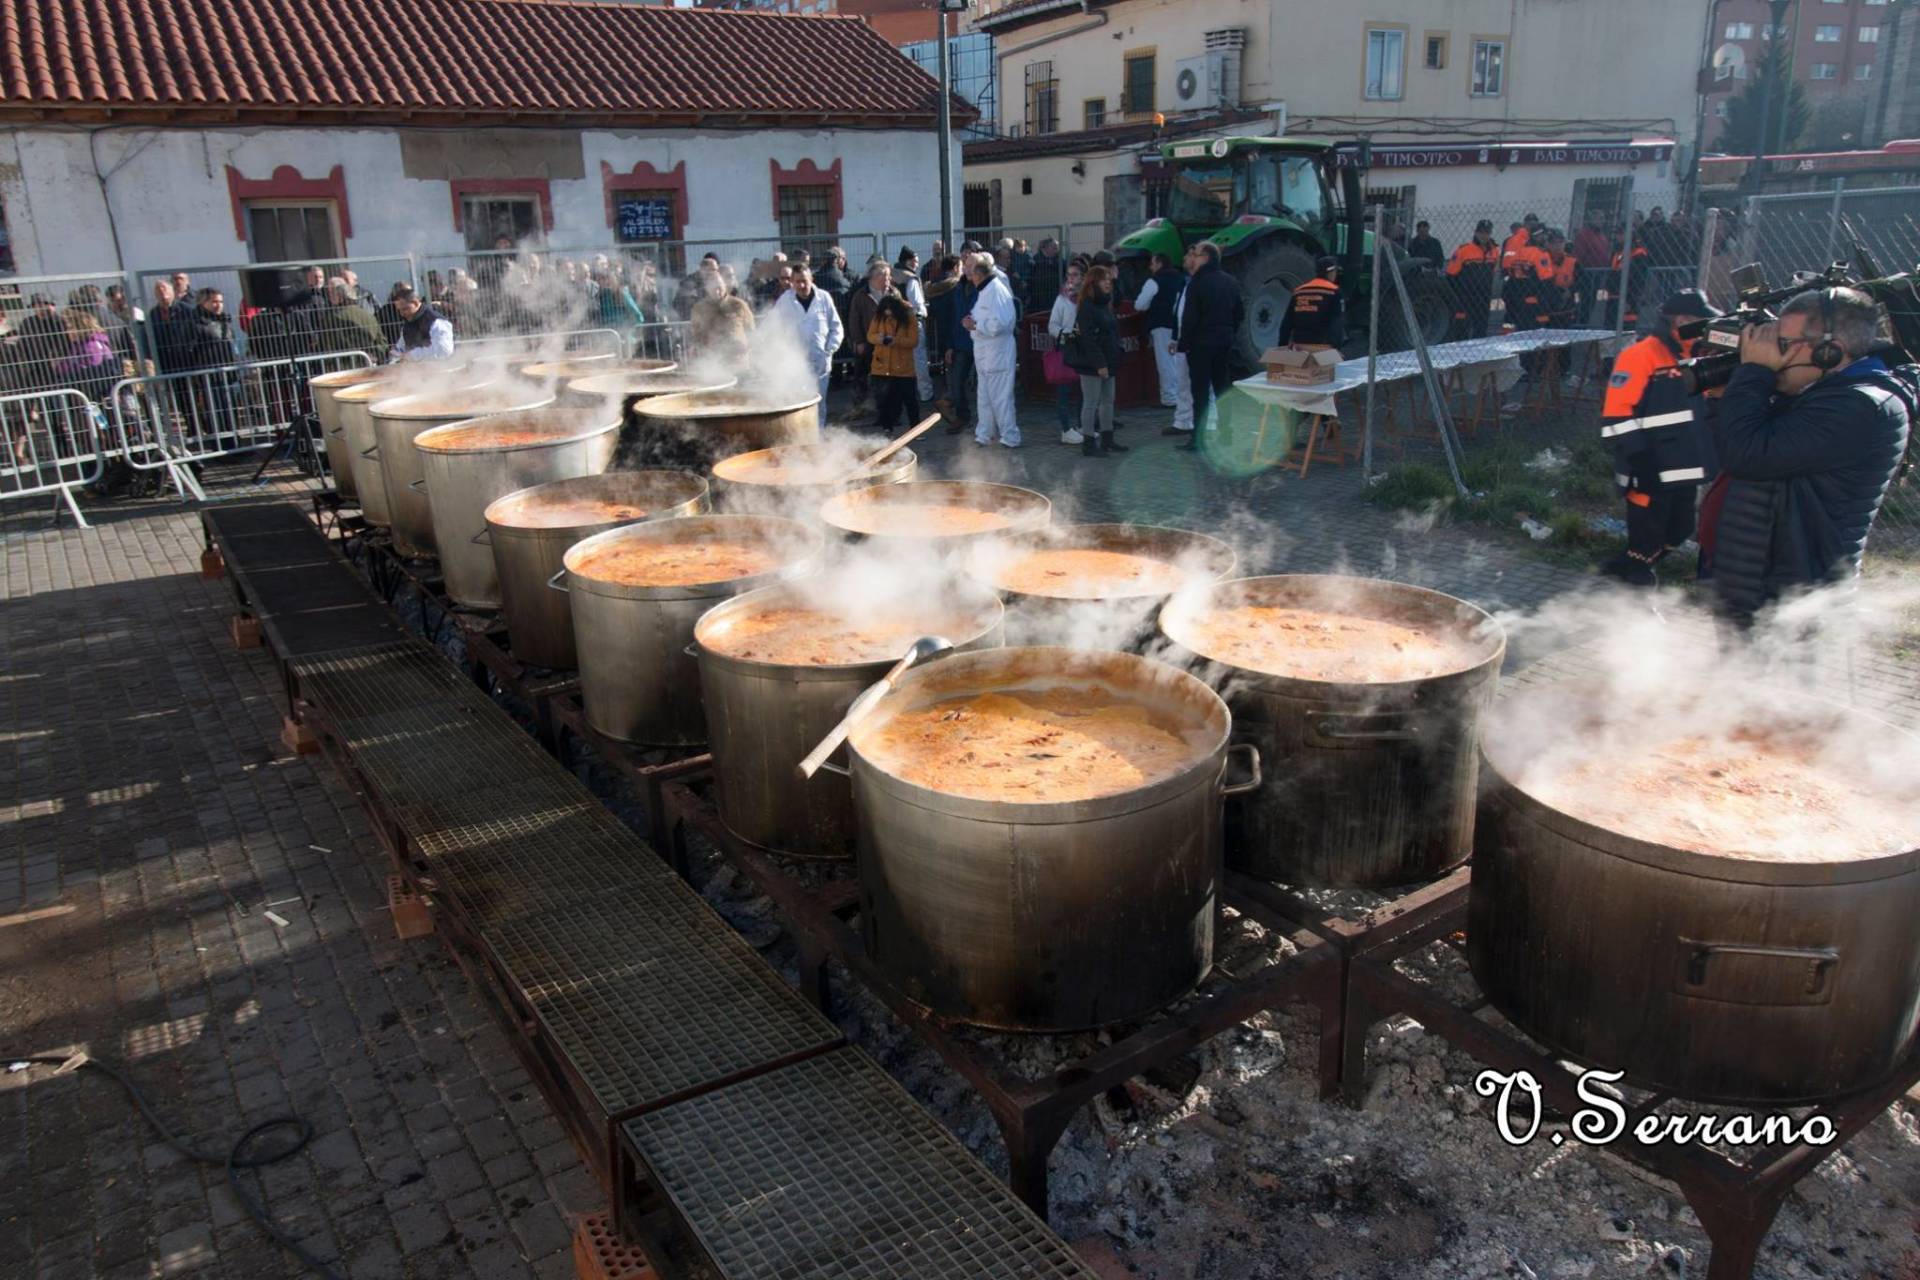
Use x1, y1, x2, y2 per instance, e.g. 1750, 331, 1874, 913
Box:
1379, 270, 1455, 352
1229, 241, 1318, 368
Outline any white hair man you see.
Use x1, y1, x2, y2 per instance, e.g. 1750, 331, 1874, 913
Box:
772, 264, 843, 428
961, 254, 1020, 448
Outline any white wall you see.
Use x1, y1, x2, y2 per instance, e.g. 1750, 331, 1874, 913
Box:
988, 0, 1705, 143
0, 125, 958, 278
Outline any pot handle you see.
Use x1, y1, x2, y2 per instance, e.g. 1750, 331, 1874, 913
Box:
359, 443, 379, 458
683, 643, 700, 659
812, 759, 851, 779
470, 527, 491, 545
547, 567, 569, 594
796, 634, 953, 781
408, 478, 428, 493
1313, 712, 1419, 743
1219, 743, 1263, 797
1675, 939, 1841, 1005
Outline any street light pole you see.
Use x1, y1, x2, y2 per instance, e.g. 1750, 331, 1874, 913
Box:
937, 1, 967, 250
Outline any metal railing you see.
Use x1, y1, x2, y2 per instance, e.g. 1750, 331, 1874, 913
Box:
0, 389, 110, 526
110, 350, 371, 499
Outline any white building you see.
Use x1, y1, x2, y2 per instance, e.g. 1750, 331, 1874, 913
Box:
0, 0, 965, 280
965, 0, 1708, 242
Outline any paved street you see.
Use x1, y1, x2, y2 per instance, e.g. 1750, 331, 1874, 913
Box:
0, 389, 1912, 1278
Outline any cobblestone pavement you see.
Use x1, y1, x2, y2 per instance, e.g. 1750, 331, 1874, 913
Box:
1, 474, 593, 1279
0, 389, 1912, 1280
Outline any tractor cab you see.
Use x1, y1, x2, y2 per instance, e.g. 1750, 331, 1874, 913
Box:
1117, 136, 1445, 361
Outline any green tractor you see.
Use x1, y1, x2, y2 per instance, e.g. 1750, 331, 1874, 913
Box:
1115, 136, 1454, 366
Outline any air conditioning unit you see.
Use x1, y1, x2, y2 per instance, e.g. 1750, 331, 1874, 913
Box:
1174, 53, 1227, 112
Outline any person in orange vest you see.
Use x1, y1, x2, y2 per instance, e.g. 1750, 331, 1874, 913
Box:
1537, 230, 1579, 328
1599, 289, 1720, 585
1609, 234, 1651, 329
1500, 214, 1541, 271
1278, 257, 1346, 348
1445, 219, 1501, 339
1502, 226, 1552, 334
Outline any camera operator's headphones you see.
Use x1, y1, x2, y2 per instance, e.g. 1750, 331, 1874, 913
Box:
1809, 288, 1847, 371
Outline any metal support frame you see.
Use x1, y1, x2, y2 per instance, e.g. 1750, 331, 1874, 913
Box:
1337, 882, 1920, 1280
657, 774, 1350, 1219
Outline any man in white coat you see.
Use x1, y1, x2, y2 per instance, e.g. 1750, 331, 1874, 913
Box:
773, 265, 843, 427
962, 256, 1020, 448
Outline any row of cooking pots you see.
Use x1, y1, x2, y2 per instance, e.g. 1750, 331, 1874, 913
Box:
309, 365, 1920, 1110
529, 501, 1920, 1111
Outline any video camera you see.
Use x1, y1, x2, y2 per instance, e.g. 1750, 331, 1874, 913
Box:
1676, 261, 1860, 395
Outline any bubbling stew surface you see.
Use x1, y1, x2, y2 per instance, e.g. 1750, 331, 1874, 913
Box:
860, 685, 1201, 803
498, 499, 648, 529
572, 538, 785, 588
995, 548, 1190, 599
1520, 728, 1919, 861
1185, 604, 1475, 683
704, 608, 939, 666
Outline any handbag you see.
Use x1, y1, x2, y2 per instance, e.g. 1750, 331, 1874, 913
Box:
1042, 345, 1076, 387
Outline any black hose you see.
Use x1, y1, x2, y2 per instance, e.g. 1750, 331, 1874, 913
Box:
6, 1054, 346, 1280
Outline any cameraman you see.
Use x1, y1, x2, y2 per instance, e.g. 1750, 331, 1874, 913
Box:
1705, 286, 1914, 626
1599, 289, 1720, 586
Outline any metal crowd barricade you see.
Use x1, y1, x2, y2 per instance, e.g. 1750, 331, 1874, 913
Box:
0, 389, 110, 526
629, 321, 692, 365
110, 350, 372, 501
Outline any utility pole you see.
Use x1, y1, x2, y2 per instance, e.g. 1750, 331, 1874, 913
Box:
1747, 0, 1794, 197
937, 0, 969, 249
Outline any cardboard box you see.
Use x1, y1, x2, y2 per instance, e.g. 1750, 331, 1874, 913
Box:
1262, 345, 1342, 385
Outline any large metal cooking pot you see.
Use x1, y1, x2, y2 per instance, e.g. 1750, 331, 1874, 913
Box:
333, 365, 487, 528
693, 576, 1003, 859
842, 646, 1258, 1031
561, 368, 733, 408
630, 389, 820, 468
368, 386, 556, 557
709, 441, 917, 517
818, 480, 1051, 551
1469, 683, 1920, 1103
1160, 575, 1504, 888
483, 471, 710, 669
559, 515, 821, 745
520, 356, 671, 391
414, 408, 616, 608
973, 523, 1237, 650
308, 365, 391, 499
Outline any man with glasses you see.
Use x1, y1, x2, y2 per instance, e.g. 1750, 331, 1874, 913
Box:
1704, 286, 1914, 626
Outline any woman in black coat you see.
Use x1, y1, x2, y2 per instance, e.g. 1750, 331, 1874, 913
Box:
1065, 265, 1128, 459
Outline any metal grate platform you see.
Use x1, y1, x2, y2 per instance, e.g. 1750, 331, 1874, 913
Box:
260, 605, 407, 660
623, 1048, 1099, 1280
203, 502, 314, 540
487, 893, 842, 1123
417, 807, 677, 926
243, 562, 384, 618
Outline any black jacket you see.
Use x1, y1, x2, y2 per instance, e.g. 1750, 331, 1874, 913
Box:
1709, 359, 1914, 624
1065, 295, 1120, 374
184, 308, 238, 370
1174, 259, 1243, 353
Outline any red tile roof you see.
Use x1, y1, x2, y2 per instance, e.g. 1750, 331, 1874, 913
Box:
0, 0, 971, 128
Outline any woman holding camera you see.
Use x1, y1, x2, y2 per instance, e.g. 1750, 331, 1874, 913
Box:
866, 292, 921, 436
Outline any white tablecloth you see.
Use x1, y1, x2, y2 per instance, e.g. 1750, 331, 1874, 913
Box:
1232, 328, 1622, 418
